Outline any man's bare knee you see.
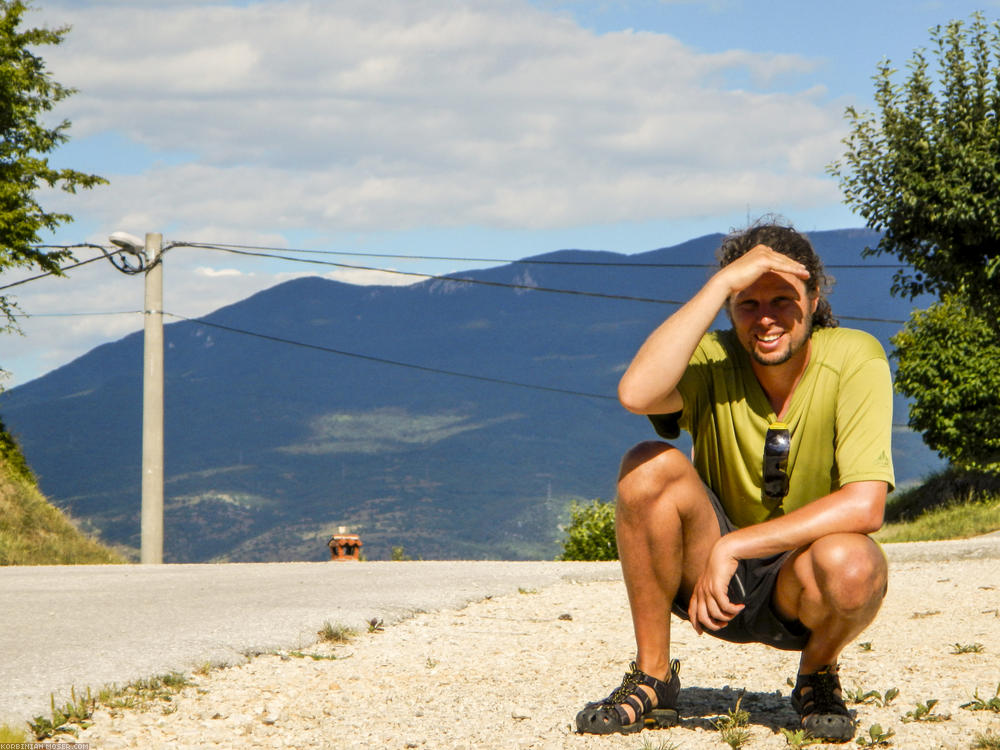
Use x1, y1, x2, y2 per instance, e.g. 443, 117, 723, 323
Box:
810, 533, 887, 614
616, 441, 699, 518
619, 441, 696, 483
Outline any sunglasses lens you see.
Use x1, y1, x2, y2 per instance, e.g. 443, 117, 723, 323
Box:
763, 423, 790, 500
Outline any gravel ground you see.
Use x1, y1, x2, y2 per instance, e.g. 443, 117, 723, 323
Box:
62, 554, 1000, 750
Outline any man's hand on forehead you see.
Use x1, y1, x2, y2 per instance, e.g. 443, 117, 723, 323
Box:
716, 244, 810, 297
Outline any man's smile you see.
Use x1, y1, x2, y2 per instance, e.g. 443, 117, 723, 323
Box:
755, 332, 784, 345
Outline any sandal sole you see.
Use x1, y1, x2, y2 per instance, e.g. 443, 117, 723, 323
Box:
576, 708, 680, 735
643, 708, 680, 729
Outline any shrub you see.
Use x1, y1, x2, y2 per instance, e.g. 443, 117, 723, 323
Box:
558, 499, 617, 561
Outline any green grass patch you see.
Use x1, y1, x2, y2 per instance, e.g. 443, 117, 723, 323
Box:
0, 723, 29, 742
885, 468, 1000, 523
974, 730, 1000, 749
25, 672, 193, 740
875, 494, 999, 543
317, 621, 356, 643
0, 440, 126, 565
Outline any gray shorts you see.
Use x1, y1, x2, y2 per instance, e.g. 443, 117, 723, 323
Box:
670, 485, 811, 651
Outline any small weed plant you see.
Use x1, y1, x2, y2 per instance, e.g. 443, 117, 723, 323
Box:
950, 642, 985, 654
855, 723, 895, 747
318, 621, 356, 643
712, 693, 751, 749
368, 617, 385, 633
27, 672, 192, 740
847, 686, 899, 707
962, 683, 1000, 713
636, 736, 681, 750
779, 727, 822, 748
28, 688, 93, 739
973, 730, 1000, 749
289, 650, 338, 661
900, 698, 950, 722
98, 672, 191, 713
857, 641, 873, 651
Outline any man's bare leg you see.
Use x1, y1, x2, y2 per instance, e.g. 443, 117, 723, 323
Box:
774, 532, 888, 673
612, 441, 721, 721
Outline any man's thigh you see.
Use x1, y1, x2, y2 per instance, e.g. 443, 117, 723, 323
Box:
670, 484, 810, 651
619, 441, 723, 598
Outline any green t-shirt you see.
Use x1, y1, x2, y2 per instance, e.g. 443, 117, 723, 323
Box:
649, 327, 895, 528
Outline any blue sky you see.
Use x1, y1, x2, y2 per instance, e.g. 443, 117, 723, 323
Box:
2, 0, 998, 387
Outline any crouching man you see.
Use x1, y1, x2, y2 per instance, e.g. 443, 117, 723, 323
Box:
576, 221, 893, 743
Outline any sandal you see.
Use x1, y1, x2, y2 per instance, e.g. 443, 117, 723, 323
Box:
576, 660, 680, 735
790, 664, 855, 743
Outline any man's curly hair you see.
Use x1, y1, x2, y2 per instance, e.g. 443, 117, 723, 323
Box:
717, 219, 837, 329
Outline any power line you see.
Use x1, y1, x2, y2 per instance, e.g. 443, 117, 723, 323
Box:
11, 310, 142, 319
0, 251, 110, 291
163, 312, 619, 402
181, 242, 691, 306
162, 311, 913, 427
183, 242, 908, 324
175, 240, 905, 269
0, 242, 185, 292
2, 240, 909, 324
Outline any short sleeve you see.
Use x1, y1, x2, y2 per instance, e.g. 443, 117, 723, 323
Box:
833, 348, 895, 490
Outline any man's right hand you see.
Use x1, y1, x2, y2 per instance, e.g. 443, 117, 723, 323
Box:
713, 244, 810, 298
687, 534, 745, 635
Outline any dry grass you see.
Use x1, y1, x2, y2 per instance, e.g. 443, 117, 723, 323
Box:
0, 456, 125, 565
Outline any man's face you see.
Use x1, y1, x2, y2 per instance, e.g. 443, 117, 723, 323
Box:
729, 271, 818, 367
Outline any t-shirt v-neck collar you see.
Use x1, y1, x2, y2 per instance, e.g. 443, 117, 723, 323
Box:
738, 336, 817, 424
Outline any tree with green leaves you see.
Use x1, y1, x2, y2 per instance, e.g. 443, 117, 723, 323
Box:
829, 13, 1000, 474
829, 12, 1000, 315
891, 295, 1000, 473
558, 499, 617, 561
0, 0, 105, 334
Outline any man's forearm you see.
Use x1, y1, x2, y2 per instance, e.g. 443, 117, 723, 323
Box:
618, 274, 731, 414
718, 481, 887, 562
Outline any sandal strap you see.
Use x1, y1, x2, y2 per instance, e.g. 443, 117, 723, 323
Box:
576, 659, 681, 735
604, 660, 679, 711
793, 665, 850, 718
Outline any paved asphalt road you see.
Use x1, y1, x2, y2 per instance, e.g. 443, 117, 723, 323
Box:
0, 560, 621, 726
2, 536, 998, 728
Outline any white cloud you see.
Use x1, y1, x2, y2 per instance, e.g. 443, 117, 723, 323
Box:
194, 266, 244, 278
34, 0, 846, 238
322, 269, 423, 287
5, 0, 855, 386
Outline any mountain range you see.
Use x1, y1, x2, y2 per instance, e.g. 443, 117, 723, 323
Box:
0, 229, 942, 561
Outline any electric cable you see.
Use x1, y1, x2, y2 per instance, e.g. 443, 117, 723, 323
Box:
0, 251, 110, 291
11, 310, 142, 319
175, 240, 905, 269
163, 312, 619, 402
163, 311, 914, 427
180, 242, 690, 306
182, 242, 909, 324
2, 241, 912, 324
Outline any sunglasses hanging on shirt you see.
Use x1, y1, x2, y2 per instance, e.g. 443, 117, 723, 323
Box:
763, 421, 790, 509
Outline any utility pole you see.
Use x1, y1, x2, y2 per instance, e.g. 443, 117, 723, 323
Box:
141, 233, 164, 564
106, 231, 166, 564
